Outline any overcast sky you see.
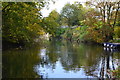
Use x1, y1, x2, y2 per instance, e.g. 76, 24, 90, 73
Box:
41, 0, 87, 17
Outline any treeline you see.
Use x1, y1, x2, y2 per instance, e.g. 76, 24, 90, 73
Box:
42, 2, 87, 39
2, 1, 120, 47
46, 1, 120, 43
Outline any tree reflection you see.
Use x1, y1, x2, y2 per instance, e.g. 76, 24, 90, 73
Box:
4, 40, 119, 78
36, 40, 60, 71
98, 49, 120, 78
2, 44, 42, 78
60, 41, 103, 73
37, 40, 120, 78
83, 48, 120, 78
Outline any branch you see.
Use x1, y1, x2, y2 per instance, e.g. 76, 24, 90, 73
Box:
113, 1, 120, 28
2, 3, 12, 12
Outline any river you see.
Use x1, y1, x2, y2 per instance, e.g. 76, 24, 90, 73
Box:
2, 39, 120, 78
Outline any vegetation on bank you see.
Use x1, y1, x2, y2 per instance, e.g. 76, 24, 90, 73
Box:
2, 0, 120, 78
2, 1, 120, 46
2, 2, 45, 45
60, 1, 120, 43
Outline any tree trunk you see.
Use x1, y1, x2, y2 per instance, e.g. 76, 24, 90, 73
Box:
113, 1, 120, 28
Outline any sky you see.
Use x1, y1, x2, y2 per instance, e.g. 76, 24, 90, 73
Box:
41, 0, 87, 17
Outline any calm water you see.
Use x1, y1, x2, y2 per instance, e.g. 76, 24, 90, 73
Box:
2, 40, 120, 78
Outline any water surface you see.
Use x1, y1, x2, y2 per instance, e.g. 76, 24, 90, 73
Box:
2, 40, 120, 78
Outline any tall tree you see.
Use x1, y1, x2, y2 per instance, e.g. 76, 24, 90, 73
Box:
42, 10, 60, 36
60, 2, 85, 26
86, 0, 120, 28
2, 2, 45, 44
85, 0, 120, 41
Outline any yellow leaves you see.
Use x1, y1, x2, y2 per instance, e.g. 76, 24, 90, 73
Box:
75, 27, 80, 30
114, 27, 120, 38
26, 22, 46, 36
2, 2, 45, 44
39, 19, 42, 22
26, 26, 30, 29
37, 30, 45, 35
23, 3, 29, 8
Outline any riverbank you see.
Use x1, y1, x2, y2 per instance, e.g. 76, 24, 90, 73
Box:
2, 36, 120, 52
2, 38, 49, 51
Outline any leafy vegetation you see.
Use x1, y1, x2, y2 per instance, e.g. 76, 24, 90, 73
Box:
2, 1, 120, 78
60, 1, 120, 43
2, 1, 120, 45
60, 2, 85, 26
2, 2, 45, 45
42, 10, 60, 37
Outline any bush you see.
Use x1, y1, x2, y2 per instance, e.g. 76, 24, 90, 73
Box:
114, 27, 120, 38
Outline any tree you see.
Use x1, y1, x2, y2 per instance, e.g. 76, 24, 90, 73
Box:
85, 0, 120, 40
2, 0, 56, 45
42, 10, 60, 37
2, 2, 45, 44
60, 2, 85, 26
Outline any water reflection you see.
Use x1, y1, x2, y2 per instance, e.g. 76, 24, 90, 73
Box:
2, 44, 42, 78
34, 40, 120, 78
2, 40, 120, 78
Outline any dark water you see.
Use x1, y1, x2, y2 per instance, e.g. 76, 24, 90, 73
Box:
2, 40, 120, 78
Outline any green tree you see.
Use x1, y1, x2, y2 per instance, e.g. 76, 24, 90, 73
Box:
2, 0, 56, 45
2, 2, 45, 45
60, 2, 85, 26
42, 10, 60, 37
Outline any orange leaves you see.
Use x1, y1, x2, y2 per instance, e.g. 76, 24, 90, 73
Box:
84, 21, 114, 43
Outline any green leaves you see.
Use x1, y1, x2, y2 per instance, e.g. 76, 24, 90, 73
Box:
60, 2, 85, 26
2, 2, 45, 44
42, 10, 60, 37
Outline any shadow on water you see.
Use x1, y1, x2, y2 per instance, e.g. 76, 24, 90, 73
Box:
2, 44, 42, 78
2, 39, 120, 78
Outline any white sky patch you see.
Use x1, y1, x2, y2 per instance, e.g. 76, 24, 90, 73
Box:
41, 0, 87, 17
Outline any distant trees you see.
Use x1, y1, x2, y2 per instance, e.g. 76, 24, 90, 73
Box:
60, 2, 85, 26
59, 1, 120, 43
42, 10, 60, 37
2, 1, 120, 45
